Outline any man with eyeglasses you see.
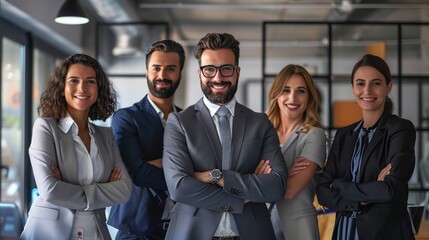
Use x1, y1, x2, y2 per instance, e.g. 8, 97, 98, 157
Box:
107, 39, 185, 240
162, 33, 288, 240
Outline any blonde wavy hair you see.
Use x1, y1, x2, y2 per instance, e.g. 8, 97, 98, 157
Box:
266, 64, 322, 132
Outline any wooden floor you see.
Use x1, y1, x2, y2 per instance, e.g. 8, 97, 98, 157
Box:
416, 220, 429, 240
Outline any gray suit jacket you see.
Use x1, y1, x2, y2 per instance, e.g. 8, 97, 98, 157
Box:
20, 117, 132, 240
163, 99, 288, 240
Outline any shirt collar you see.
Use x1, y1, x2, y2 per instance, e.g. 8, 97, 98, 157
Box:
203, 96, 236, 118
147, 95, 177, 121
58, 113, 95, 135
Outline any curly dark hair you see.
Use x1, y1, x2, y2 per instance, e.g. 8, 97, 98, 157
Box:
194, 33, 240, 66
38, 54, 118, 121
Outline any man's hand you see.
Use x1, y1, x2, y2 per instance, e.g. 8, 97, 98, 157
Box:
194, 171, 211, 184
147, 159, 162, 169
194, 159, 274, 186
254, 160, 272, 175
377, 163, 392, 181
109, 167, 122, 182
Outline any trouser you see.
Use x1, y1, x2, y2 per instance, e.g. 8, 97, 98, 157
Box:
115, 221, 168, 240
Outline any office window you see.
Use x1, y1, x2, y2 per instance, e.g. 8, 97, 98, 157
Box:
1, 37, 25, 210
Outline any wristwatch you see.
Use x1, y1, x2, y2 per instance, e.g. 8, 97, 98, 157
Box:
209, 169, 222, 185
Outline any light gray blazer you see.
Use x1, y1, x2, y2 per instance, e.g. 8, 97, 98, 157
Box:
20, 117, 132, 240
163, 99, 288, 240
274, 124, 326, 240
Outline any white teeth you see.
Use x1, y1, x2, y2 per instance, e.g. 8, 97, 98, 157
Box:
286, 104, 299, 109
75, 96, 89, 99
361, 97, 375, 101
212, 85, 226, 90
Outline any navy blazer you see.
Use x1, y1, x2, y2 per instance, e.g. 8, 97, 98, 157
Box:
317, 110, 416, 240
107, 95, 181, 236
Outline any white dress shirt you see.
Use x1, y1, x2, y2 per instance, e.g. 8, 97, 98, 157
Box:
58, 114, 102, 240
203, 96, 239, 237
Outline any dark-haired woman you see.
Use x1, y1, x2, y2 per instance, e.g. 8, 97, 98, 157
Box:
316, 54, 416, 240
21, 54, 132, 240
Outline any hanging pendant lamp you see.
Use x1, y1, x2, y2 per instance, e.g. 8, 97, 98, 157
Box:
55, 0, 89, 25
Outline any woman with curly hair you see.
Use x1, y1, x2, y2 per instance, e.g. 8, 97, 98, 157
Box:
21, 54, 132, 240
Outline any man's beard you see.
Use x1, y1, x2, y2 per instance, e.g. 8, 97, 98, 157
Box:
201, 79, 237, 104
147, 77, 180, 99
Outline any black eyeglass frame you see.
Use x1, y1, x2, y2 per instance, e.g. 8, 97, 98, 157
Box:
199, 64, 237, 78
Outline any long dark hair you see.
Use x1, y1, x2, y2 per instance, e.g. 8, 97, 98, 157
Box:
351, 54, 393, 114
38, 54, 118, 121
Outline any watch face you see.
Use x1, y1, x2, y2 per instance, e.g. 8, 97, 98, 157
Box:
210, 169, 222, 184
211, 169, 221, 178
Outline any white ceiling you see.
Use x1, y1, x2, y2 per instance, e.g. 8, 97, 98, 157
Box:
126, 0, 429, 44
82, 0, 429, 58
4, 0, 429, 58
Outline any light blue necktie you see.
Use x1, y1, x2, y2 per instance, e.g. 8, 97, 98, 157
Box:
217, 106, 231, 170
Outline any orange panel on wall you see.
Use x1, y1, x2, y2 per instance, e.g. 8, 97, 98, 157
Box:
333, 101, 362, 128
366, 41, 386, 60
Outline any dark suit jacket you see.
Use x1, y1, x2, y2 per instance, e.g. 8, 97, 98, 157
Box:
107, 95, 181, 236
163, 99, 288, 240
317, 110, 416, 240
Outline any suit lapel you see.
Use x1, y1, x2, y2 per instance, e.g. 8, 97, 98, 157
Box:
92, 126, 111, 182
58, 132, 79, 184
231, 104, 246, 170
359, 112, 390, 177
343, 125, 360, 180
281, 123, 302, 156
140, 96, 165, 132
195, 99, 222, 168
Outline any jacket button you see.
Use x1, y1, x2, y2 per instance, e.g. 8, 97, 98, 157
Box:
221, 205, 233, 212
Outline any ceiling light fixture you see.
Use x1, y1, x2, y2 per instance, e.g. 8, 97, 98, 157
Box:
55, 0, 89, 25
339, 0, 354, 13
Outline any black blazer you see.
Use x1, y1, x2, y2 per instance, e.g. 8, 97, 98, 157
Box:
317, 110, 416, 240
107, 95, 181, 236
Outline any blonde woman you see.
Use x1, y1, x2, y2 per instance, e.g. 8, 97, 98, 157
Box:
267, 64, 326, 240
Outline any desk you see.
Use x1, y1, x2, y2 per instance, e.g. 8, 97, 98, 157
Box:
416, 220, 429, 240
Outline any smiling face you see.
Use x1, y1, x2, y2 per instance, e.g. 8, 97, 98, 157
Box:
277, 74, 308, 122
199, 48, 240, 105
352, 65, 392, 114
64, 64, 98, 118
147, 51, 181, 99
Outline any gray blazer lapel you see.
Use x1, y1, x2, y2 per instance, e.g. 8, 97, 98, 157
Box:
92, 125, 110, 182
58, 134, 78, 184
281, 123, 302, 155
231, 104, 246, 170
195, 99, 223, 169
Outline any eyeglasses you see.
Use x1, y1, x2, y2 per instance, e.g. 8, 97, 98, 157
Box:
199, 64, 237, 78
